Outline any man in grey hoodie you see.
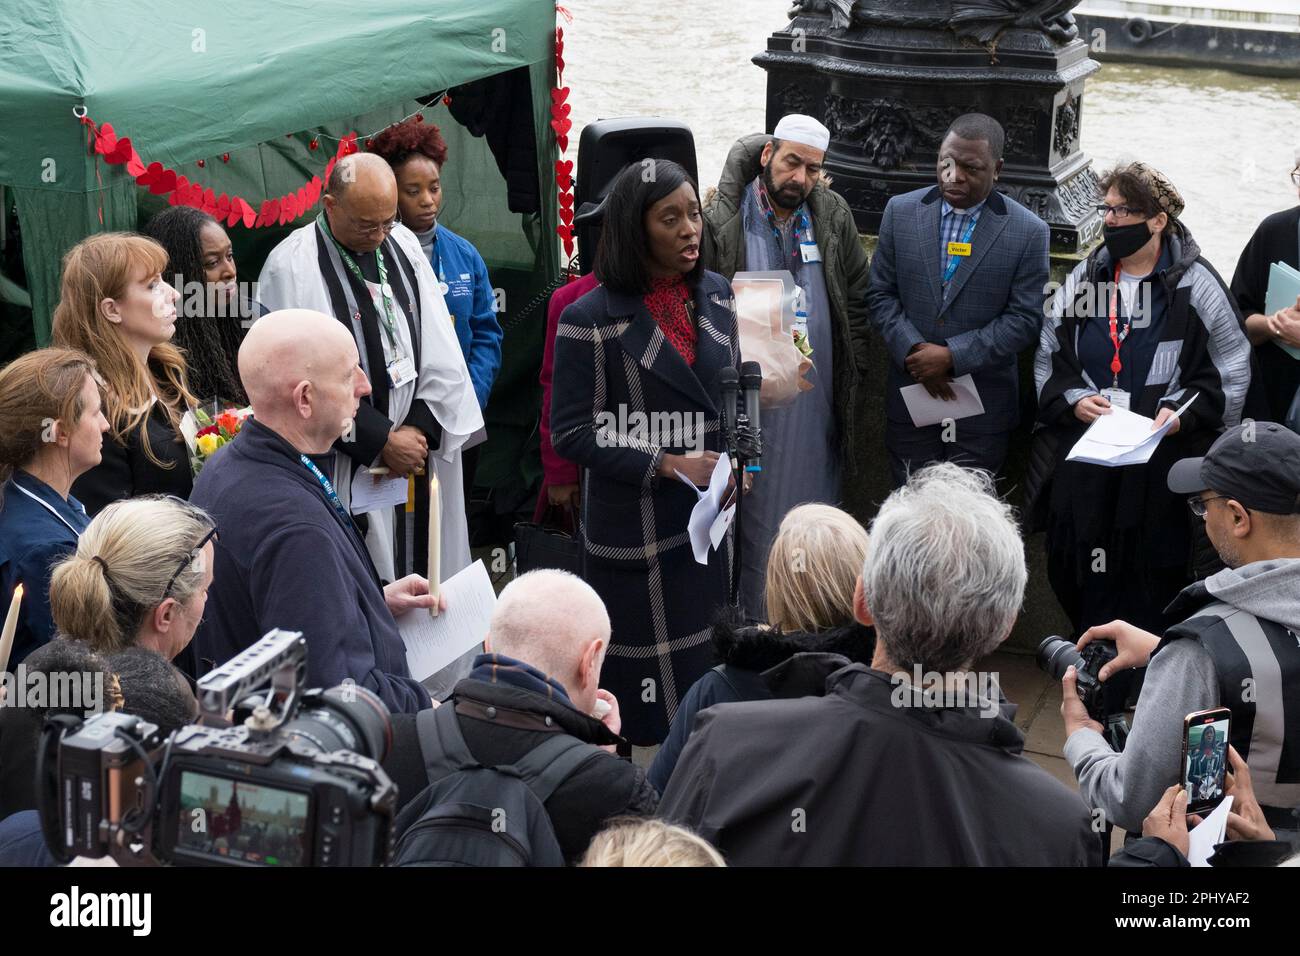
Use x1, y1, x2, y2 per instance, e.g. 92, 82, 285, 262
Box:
1062, 421, 1300, 839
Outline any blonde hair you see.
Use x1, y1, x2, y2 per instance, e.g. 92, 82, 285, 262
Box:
51, 233, 195, 466
49, 496, 214, 653
579, 819, 725, 867
765, 503, 870, 633
0, 347, 102, 488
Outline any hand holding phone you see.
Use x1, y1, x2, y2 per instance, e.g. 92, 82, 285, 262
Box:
1181, 707, 1231, 815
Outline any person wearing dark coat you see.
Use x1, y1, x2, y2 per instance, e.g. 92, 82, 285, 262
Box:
551, 160, 741, 746
659, 464, 1102, 866
0, 348, 107, 666
191, 311, 437, 714
1028, 163, 1252, 644
1229, 154, 1300, 426
382, 571, 658, 863
867, 113, 1049, 487
50, 233, 198, 518
649, 501, 874, 793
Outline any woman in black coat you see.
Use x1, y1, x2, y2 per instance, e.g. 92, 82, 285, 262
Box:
551, 160, 742, 745
1229, 153, 1300, 425
1028, 163, 1253, 647
51, 233, 197, 515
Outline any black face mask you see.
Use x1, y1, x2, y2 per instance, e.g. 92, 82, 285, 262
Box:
1103, 221, 1153, 261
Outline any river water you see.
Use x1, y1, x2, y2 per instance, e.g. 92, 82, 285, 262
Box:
563, 0, 1300, 274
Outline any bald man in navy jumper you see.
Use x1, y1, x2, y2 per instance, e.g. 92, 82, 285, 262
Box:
192, 309, 443, 713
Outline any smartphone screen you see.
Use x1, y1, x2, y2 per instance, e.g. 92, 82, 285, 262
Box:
1181, 708, 1231, 815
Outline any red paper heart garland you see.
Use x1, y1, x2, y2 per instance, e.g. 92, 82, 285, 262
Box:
82, 114, 355, 230
553, 26, 576, 259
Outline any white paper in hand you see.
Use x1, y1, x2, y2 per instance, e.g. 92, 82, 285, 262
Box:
350, 472, 410, 515
674, 453, 735, 565
1187, 794, 1233, 867
899, 374, 985, 428
1067, 393, 1198, 467
398, 560, 495, 682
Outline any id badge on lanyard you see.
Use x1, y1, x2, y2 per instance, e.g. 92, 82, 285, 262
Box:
1106, 262, 1132, 407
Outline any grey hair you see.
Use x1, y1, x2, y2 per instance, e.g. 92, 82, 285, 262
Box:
862, 463, 1026, 673
488, 569, 611, 679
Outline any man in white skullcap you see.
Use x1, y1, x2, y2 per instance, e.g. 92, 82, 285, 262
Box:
703, 114, 873, 617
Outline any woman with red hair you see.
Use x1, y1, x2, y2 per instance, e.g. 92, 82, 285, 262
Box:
370, 119, 502, 498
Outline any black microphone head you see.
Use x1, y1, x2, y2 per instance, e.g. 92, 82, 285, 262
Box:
739, 361, 762, 389
717, 366, 739, 390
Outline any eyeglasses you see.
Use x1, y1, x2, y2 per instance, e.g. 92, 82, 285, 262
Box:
349, 213, 398, 239
1291, 167, 1300, 187
1095, 204, 1143, 220
1187, 494, 1250, 518
163, 525, 218, 599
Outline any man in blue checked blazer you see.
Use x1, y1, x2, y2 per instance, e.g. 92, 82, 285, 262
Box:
867, 113, 1049, 486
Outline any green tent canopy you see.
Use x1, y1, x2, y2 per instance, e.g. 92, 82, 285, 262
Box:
0, 0, 561, 509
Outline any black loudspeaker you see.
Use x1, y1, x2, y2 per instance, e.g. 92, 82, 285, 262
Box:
574, 117, 698, 275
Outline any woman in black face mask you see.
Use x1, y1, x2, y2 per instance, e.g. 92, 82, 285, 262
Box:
1026, 162, 1253, 666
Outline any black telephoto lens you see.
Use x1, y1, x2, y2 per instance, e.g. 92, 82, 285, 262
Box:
1036, 635, 1084, 680
281, 685, 393, 761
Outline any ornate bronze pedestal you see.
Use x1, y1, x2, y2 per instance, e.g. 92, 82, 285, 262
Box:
757, 0, 1102, 255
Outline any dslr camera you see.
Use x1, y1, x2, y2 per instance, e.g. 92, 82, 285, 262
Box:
37, 629, 397, 867
1037, 635, 1128, 751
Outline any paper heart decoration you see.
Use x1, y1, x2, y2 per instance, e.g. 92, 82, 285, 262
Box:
554, 160, 573, 189
225, 197, 243, 227
558, 206, 574, 226
558, 191, 574, 209
137, 162, 178, 196
167, 175, 191, 206
93, 123, 118, 155
550, 102, 571, 121
550, 87, 569, 106
278, 194, 296, 225
241, 197, 256, 228
305, 175, 322, 206
323, 157, 337, 186
256, 199, 278, 228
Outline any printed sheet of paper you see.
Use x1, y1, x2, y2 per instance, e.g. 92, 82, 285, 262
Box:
899, 374, 985, 428
349, 472, 410, 515
674, 452, 735, 565
1067, 393, 1198, 467
1187, 794, 1233, 867
398, 560, 495, 682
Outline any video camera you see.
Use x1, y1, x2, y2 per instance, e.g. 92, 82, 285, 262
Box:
37, 630, 397, 867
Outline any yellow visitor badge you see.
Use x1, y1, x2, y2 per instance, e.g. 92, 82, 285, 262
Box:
947, 241, 972, 257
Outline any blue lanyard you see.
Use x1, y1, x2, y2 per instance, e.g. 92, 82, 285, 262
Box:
943, 213, 980, 285
299, 454, 354, 529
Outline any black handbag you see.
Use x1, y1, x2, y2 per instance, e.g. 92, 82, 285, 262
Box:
514, 505, 583, 576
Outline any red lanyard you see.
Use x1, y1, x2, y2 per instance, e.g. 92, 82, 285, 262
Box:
1107, 264, 1131, 385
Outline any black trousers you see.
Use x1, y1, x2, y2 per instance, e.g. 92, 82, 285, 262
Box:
885, 419, 1010, 488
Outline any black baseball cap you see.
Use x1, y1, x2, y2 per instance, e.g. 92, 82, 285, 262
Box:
1168, 422, 1300, 514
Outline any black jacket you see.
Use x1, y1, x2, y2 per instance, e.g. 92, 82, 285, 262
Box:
647, 616, 875, 793
72, 401, 192, 517
659, 655, 1103, 866
383, 678, 659, 864
1230, 204, 1300, 423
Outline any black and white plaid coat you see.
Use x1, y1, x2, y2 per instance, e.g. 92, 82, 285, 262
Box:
550, 269, 740, 743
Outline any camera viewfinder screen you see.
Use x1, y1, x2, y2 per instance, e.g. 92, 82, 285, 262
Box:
177, 770, 311, 866
1183, 717, 1229, 807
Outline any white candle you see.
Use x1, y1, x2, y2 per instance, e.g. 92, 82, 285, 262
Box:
428, 474, 440, 618
0, 583, 23, 678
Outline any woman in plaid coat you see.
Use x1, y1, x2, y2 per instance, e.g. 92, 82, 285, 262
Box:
551, 160, 740, 745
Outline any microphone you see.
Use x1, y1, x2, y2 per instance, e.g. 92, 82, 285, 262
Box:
739, 361, 763, 470
717, 367, 739, 444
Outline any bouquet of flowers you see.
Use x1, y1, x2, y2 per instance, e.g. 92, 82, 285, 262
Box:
183, 403, 253, 476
